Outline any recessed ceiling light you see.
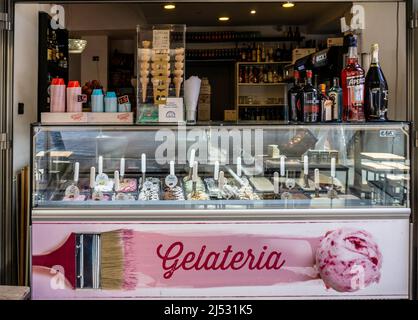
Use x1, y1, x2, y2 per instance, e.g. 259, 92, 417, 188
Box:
282, 2, 295, 8
218, 16, 230, 21
164, 4, 176, 10
250, 10, 256, 15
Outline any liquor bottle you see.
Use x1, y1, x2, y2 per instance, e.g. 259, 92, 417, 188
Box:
261, 43, 266, 62
252, 43, 257, 62
282, 43, 289, 61
328, 77, 343, 122
364, 44, 388, 121
244, 66, 249, 83
269, 48, 274, 62
341, 35, 366, 122
51, 30, 57, 62
247, 44, 252, 62
275, 44, 282, 62
239, 68, 244, 83
267, 67, 273, 83
263, 67, 268, 83
249, 66, 255, 83
256, 44, 261, 63
320, 84, 333, 122
272, 70, 279, 83
302, 70, 321, 123
47, 29, 53, 61
287, 70, 303, 122
241, 48, 247, 61
258, 67, 264, 83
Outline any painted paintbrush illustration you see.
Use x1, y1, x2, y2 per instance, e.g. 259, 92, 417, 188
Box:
32, 229, 136, 290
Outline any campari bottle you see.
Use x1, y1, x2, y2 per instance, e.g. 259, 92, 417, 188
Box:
364, 44, 388, 121
341, 35, 366, 122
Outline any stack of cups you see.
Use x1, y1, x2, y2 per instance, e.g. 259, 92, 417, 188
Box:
66, 81, 82, 112
50, 78, 66, 112
91, 89, 104, 112
118, 98, 131, 112
104, 91, 118, 113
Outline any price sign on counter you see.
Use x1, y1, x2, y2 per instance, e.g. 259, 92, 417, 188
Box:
118, 95, 130, 105
153, 29, 170, 49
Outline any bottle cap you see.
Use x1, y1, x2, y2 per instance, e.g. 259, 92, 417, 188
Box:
67, 81, 80, 88
372, 43, 379, 51
106, 91, 117, 98
306, 70, 313, 78
346, 34, 357, 47
92, 89, 103, 96
294, 70, 300, 79
320, 84, 326, 92
51, 78, 65, 85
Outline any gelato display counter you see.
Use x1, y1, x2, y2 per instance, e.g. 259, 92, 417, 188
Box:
31, 122, 412, 299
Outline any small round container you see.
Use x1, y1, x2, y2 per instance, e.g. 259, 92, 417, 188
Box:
118, 102, 131, 112
91, 89, 104, 112
104, 91, 118, 113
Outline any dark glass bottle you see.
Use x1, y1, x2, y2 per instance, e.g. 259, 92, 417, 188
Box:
320, 84, 333, 122
302, 70, 321, 123
328, 77, 343, 122
365, 44, 388, 121
287, 70, 303, 123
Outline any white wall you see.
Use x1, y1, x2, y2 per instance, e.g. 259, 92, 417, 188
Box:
68, 53, 81, 83
13, 4, 52, 174
356, 2, 407, 121
80, 35, 108, 90
65, 4, 145, 31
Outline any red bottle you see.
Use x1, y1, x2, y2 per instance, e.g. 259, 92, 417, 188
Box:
341, 35, 365, 122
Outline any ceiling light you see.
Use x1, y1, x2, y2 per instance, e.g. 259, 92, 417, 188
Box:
250, 10, 256, 15
68, 39, 87, 54
164, 4, 176, 10
282, 2, 295, 8
218, 16, 230, 21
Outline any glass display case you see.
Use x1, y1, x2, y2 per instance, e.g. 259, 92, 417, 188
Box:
31, 122, 411, 214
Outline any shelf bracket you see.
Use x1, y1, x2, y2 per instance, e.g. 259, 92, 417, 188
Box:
0, 133, 10, 150
0, 12, 11, 31
410, 11, 418, 29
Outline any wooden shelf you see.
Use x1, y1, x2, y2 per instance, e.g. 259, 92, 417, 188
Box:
187, 59, 236, 63
186, 36, 304, 44
238, 104, 286, 107
237, 61, 292, 65
238, 83, 287, 86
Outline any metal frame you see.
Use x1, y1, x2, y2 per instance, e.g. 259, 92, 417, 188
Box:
0, 0, 13, 285
1, 0, 414, 300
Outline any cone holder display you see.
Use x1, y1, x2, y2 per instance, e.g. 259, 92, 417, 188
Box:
136, 24, 186, 123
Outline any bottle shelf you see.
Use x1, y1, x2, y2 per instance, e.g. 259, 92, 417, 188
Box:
187, 36, 304, 44
238, 82, 287, 86
238, 104, 286, 107
237, 61, 292, 65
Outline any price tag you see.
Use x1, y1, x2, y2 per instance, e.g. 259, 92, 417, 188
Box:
153, 29, 170, 50
77, 94, 88, 103
118, 95, 130, 104
380, 130, 395, 138
165, 174, 178, 189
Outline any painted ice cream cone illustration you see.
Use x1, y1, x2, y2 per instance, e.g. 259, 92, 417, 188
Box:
173, 76, 183, 98
175, 53, 185, 62
140, 76, 149, 103
151, 78, 160, 100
